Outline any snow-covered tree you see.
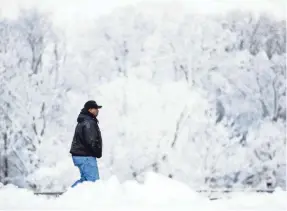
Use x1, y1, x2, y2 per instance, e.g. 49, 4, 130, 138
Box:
0, 4, 285, 191
0, 10, 67, 189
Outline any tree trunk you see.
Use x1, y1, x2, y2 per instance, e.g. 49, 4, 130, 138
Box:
3, 132, 8, 185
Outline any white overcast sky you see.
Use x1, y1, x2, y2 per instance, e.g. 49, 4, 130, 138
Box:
0, 0, 285, 18
0, 0, 140, 21
0, 0, 285, 33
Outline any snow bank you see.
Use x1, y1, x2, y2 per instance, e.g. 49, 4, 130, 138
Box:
0, 172, 286, 211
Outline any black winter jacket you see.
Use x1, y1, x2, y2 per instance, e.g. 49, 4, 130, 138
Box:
70, 109, 102, 158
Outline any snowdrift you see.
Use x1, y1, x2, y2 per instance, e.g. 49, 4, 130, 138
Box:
0, 173, 286, 211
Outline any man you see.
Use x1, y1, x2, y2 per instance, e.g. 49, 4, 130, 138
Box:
70, 100, 103, 188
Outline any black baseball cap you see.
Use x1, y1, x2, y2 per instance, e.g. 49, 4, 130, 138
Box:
84, 100, 102, 109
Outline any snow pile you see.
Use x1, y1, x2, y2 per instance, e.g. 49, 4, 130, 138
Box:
0, 173, 286, 211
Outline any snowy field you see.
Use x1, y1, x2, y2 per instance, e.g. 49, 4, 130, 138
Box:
0, 173, 286, 211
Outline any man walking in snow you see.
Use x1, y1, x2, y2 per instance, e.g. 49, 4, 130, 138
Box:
70, 100, 103, 187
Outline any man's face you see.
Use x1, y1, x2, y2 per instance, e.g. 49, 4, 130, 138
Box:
89, 108, 99, 117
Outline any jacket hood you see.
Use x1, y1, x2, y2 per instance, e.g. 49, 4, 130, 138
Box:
77, 108, 98, 123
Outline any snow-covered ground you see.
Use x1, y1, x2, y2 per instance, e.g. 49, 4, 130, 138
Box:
0, 173, 286, 211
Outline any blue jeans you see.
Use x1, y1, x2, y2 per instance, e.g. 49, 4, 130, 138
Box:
71, 156, 100, 188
